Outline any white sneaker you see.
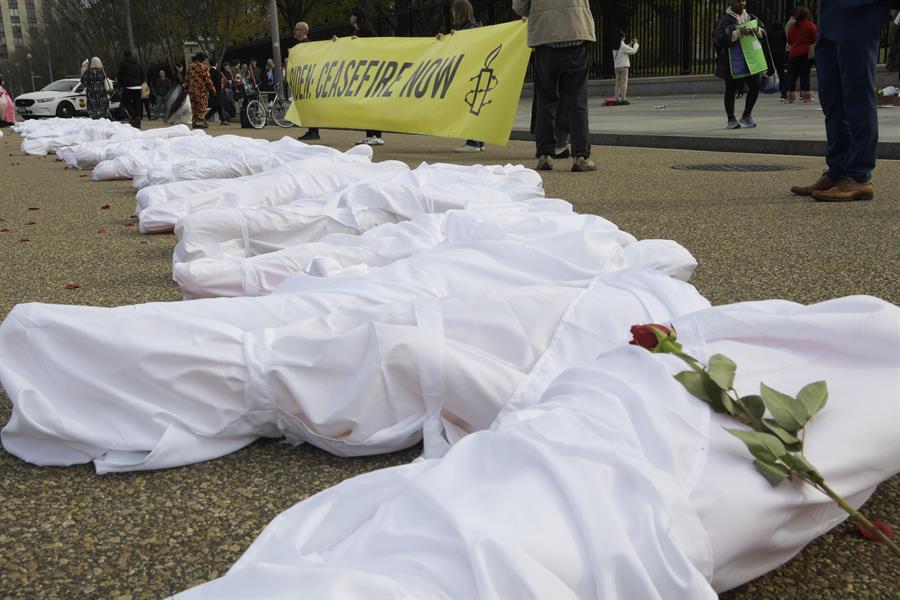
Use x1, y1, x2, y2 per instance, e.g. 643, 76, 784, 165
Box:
453, 144, 483, 152
357, 136, 384, 146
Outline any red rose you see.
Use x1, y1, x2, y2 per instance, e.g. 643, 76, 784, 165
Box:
629, 324, 672, 351
856, 520, 895, 542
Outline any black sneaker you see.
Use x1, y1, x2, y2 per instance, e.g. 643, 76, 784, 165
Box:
554, 147, 570, 159
298, 130, 320, 141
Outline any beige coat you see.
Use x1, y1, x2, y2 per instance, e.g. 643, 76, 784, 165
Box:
512, 0, 596, 47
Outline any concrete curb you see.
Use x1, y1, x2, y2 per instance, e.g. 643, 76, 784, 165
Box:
509, 130, 900, 160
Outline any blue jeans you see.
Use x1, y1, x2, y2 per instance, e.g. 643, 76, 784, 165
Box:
816, 32, 880, 183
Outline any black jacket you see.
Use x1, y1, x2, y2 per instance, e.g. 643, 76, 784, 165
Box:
117, 58, 144, 87
713, 13, 773, 80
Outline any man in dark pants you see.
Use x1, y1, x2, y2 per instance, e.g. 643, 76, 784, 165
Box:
291, 21, 320, 141
513, 0, 596, 172
116, 51, 144, 128
790, 0, 891, 201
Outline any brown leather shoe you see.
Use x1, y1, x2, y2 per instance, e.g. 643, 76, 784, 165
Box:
811, 177, 875, 202
790, 173, 833, 196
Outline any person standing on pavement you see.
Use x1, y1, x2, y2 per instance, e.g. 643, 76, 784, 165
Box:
117, 51, 145, 128
81, 57, 110, 120
785, 7, 817, 104
448, 0, 486, 153
350, 6, 385, 146
152, 70, 172, 119
790, 0, 892, 202
613, 32, 639, 105
205, 60, 229, 125
140, 79, 154, 120
714, 0, 769, 130
512, 0, 597, 172
292, 21, 320, 141
185, 52, 216, 129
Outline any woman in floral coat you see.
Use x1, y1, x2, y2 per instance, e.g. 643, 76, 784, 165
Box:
80, 57, 110, 120
185, 53, 216, 129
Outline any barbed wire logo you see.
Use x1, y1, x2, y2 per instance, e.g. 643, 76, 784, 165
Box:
465, 44, 502, 116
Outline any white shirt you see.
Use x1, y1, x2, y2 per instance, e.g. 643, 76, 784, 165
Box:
613, 41, 639, 69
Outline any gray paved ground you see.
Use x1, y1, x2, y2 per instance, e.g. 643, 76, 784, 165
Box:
514, 92, 900, 141
0, 123, 897, 598
511, 93, 900, 157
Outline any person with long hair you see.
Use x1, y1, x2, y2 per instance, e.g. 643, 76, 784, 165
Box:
80, 57, 110, 120
786, 7, 817, 103
350, 6, 384, 146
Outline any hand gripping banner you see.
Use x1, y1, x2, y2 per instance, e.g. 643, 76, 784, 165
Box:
285, 21, 531, 145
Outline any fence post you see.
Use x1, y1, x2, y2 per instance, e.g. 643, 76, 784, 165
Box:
680, 0, 692, 74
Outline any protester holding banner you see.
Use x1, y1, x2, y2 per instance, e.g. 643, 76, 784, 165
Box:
513, 0, 597, 172
449, 0, 486, 152
292, 21, 321, 141
714, 0, 769, 130
350, 6, 385, 146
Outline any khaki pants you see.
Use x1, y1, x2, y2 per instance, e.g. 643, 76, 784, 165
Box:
614, 67, 629, 100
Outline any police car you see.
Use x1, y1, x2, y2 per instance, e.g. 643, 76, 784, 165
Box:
14, 77, 123, 119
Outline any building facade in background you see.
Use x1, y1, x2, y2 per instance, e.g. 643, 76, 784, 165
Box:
0, 0, 45, 59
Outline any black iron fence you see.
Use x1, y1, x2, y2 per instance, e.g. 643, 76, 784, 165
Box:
224, 1, 895, 81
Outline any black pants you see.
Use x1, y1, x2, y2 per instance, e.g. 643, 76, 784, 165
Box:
724, 76, 759, 118
532, 43, 590, 158
787, 55, 812, 92
122, 88, 143, 128
142, 98, 153, 120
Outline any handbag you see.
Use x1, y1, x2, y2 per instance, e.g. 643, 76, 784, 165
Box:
103, 77, 114, 94
760, 71, 780, 94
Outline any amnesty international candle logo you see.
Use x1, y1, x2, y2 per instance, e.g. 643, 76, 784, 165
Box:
283, 21, 531, 145
464, 45, 501, 116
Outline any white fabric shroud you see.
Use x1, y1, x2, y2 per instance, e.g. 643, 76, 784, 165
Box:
0, 268, 708, 473
140, 154, 409, 235
173, 201, 697, 300
168, 162, 544, 263
18, 117, 136, 156
125, 136, 372, 188
176, 295, 900, 598
56, 124, 195, 169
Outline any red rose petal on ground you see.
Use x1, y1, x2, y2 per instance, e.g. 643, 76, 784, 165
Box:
123, 223, 135, 228
97, 229, 107, 235
18, 237, 30, 242
100, 204, 111, 209
856, 521, 895, 542
64, 283, 80, 290
25, 220, 36, 225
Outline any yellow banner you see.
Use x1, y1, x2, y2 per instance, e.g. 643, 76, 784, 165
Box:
285, 21, 530, 145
